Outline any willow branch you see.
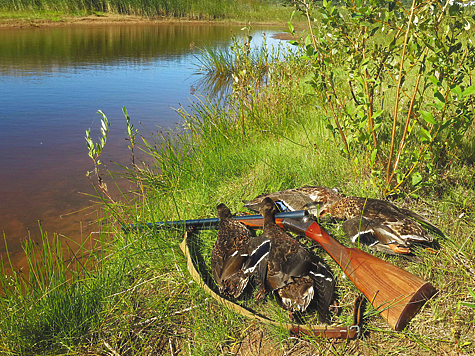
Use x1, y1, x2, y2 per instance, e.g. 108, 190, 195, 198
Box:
388, 50, 428, 184
302, 0, 350, 154
386, 0, 416, 187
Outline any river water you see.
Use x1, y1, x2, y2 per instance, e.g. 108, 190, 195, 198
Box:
0, 23, 285, 270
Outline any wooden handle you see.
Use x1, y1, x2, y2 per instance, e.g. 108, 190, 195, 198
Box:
283, 219, 436, 331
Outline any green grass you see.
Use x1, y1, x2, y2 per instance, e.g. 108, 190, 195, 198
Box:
0, 0, 296, 22
1, 26, 475, 355
0, 9, 70, 19
0, 221, 124, 353
193, 31, 278, 102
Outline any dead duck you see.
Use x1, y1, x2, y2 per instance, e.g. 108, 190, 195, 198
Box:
246, 197, 335, 322
244, 187, 443, 256
243, 186, 343, 218
211, 203, 253, 298
329, 196, 443, 255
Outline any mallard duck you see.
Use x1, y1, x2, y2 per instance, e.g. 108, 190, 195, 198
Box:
246, 197, 335, 322
211, 203, 253, 298
329, 196, 443, 255
243, 186, 343, 218
244, 187, 443, 256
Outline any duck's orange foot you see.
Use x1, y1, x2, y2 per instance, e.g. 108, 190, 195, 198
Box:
255, 290, 265, 302
388, 243, 411, 254
329, 300, 341, 316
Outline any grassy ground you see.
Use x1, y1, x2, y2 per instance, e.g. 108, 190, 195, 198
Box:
1, 24, 475, 356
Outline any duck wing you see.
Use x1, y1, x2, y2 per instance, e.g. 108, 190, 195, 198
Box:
244, 235, 271, 296
211, 204, 253, 298
308, 260, 335, 322
243, 190, 315, 213
243, 186, 344, 217
343, 216, 404, 244
399, 207, 445, 237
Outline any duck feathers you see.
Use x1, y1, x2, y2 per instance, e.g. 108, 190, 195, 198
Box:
331, 197, 440, 254
278, 276, 315, 313
245, 187, 443, 255
399, 207, 445, 237
211, 203, 252, 299
253, 197, 335, 321
243, 186, 344, 217
330, 197, 436, 242
244, 235, 271, 297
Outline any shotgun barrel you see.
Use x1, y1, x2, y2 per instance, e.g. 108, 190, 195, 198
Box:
123, 210, 308, 231
281, 218, 436, 331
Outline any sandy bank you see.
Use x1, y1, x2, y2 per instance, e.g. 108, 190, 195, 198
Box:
0, 13, 292, 29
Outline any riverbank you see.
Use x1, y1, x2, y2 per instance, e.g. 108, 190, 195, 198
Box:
0, 13, 300, 42
0, 12, 289, 29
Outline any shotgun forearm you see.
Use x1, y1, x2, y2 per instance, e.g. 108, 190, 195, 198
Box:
124, 210, 308, 231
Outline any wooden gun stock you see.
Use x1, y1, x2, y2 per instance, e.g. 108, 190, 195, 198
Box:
282, 218, 436, 331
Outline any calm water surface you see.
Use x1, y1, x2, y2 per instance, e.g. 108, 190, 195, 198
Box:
0, 23, 285, 269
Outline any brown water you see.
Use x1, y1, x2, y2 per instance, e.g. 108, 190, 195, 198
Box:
0, 23, 284, 271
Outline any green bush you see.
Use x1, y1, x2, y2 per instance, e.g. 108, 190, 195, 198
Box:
290, 0, 475, 195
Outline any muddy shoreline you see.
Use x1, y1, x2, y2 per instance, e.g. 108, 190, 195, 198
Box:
0, 13, 285, 29
0, 14, 302, 41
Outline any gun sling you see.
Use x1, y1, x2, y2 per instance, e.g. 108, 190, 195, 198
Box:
179, 230, 363, 339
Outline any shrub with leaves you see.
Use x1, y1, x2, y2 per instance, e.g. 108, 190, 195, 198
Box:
290, 0, 475, 195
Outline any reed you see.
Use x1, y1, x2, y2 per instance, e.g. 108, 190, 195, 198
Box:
0, 220, 126, 352
192, 30, 291, 98
0, 0, 292, 21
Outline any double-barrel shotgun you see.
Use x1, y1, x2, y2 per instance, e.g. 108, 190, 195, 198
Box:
123, 210, 307, 231
125, 210, 436, 331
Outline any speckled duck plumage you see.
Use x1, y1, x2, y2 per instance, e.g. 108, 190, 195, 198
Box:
244, 187, 443, 255
243, 186, 344, 218
211, 203, 252, 299
246, 197, 335, 321
329, 196, 443, 254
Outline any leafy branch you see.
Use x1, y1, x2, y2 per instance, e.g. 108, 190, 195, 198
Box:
85, 110, 116, 203
291, 0, 475, 195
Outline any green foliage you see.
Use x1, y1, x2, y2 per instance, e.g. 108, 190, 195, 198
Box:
290, 0, 475, 195
85, 110, 110, 166
85, 110, 115, 202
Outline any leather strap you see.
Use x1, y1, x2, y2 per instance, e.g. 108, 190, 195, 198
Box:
179, 231, 363, 339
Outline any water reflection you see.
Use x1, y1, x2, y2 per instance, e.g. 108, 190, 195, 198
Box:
0, 24, 248, 75
0, 23, 285, 270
